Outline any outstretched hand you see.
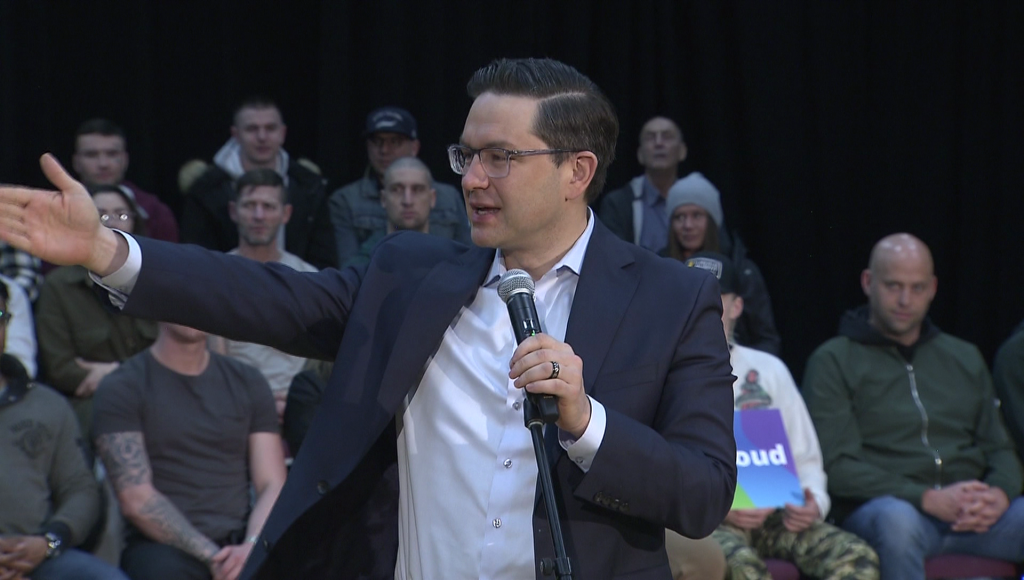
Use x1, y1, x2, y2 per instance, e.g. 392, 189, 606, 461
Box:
0, 153, 124, 274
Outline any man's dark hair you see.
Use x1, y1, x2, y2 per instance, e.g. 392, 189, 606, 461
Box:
233, 95, 282, 126
75, 118, 126, 143
234, 168, 288, 203
466, 58, 618, 203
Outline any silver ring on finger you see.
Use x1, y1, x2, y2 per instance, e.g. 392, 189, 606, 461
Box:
549, 361, 560, 380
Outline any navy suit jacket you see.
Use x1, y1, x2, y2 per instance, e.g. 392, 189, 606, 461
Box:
121, 219, 736, 580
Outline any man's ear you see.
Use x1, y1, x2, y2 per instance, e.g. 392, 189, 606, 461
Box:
123, 151, 130, 175
566, 152, 598, 202
731, 295, 745, 320
228, 200, 238, 224
230, 125, 239, 140
429, 188, 437, 209
280, 123, 288, 144
860, 269, 872, 297
281, 203, 293, 225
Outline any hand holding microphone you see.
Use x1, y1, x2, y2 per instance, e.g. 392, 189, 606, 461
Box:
499, 270, 591, 437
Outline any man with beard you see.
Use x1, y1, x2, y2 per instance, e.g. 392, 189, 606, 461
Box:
211, 169, 317, 422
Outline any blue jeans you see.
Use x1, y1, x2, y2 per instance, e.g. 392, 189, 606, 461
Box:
29, 548, 128, 580
842, 495, 1024, 580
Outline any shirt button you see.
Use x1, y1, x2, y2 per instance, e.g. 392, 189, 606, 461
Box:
316, 480, 329, 495
513, 402, 521, 411
503, 459, 513, 468
575, 457, 584, 464
492, 518, 502, 529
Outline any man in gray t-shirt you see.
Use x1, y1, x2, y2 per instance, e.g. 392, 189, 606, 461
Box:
94, 322, 286, 580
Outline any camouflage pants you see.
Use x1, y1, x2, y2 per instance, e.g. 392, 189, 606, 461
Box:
712, 511, 879, 580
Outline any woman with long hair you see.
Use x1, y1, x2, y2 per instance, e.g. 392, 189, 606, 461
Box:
662, 173, 781, 354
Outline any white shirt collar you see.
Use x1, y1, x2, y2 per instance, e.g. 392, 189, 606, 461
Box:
484, 208, 595, 288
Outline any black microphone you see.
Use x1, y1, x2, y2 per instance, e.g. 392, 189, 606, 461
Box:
498, 269, 560, 425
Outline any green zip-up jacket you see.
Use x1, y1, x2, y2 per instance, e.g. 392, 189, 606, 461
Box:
803, 306, 1023, 522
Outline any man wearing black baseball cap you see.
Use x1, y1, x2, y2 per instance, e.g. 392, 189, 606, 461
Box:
329, 106, 471, 267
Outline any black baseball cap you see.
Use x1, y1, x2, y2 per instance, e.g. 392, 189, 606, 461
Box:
684, 251, 738, 294
364, 106, 418, 140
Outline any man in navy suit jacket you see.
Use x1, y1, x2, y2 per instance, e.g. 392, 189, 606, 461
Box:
0, 58, 736, 580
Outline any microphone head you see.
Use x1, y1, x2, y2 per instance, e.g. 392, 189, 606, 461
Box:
497, 269, 535, 303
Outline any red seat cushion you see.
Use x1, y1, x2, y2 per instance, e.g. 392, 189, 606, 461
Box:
924, 554, 1020, 579
763, 558, 801, 580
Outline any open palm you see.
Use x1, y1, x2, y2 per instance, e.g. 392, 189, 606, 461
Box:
0, 154, 115, 270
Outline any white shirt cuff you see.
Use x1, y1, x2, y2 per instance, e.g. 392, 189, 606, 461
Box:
559, 397, 606, 473
88, 230, 142, 308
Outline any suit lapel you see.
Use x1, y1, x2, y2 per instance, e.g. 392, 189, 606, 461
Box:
565, 221, 640, 397
376, 245, 495, 414
542, 222, 640, 467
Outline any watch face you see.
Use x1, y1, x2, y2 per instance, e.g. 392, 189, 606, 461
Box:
44, 533, 62, 558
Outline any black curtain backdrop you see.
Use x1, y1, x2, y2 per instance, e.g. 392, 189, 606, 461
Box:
3, 1, 1023, 382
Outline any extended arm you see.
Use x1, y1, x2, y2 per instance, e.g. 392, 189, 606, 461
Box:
96, 432, 220, 565
0, 154, 127, 276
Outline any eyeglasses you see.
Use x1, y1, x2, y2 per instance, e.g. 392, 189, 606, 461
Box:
0, 310, 12, 327
99, 212, 133, 224
447, 145, 581, 179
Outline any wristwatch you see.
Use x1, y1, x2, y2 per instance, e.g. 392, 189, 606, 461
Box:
43, 532, 63, 559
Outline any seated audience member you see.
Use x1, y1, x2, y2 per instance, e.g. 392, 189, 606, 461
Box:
180, 96, 336, 270
342, 156, 437, 269
35, 185, 157, 452
0, 241, 43, 301
94, 322, 286, 580
993, 320, 1024, 466
209, 169, 316, 422
662, 173, 781, 355
686, 252, 878, 580
803, 233, 1024, 579
329, 106, 470, 267
282, 359, 332, 457
598, 115, 687, 253
72, 118, 179, 243
665, 532, 727, 580
0, 281, 128, 580
1, 273, 37, 377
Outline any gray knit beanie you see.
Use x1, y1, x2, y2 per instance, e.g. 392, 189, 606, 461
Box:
665, 172, 723, 227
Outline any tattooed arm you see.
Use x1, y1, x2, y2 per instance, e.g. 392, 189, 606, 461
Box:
95, 432, 220, 565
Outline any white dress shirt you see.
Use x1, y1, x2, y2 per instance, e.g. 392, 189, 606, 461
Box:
95, 214, 608, 579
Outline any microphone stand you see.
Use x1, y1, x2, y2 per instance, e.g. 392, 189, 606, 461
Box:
524, 398, 574, 579
499, 272, 573, 578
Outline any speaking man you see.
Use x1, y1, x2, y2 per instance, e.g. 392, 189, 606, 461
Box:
0, 58, 736, 580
